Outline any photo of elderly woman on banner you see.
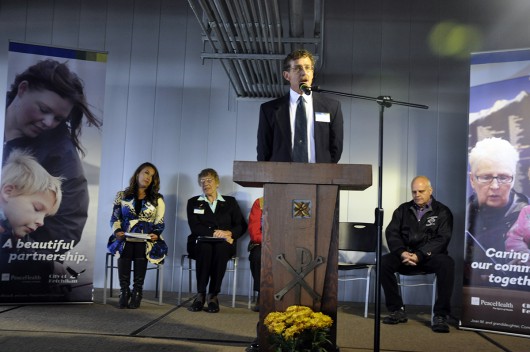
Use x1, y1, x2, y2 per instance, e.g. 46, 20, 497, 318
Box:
461, 48, 530, 337
0, 42, 107, 303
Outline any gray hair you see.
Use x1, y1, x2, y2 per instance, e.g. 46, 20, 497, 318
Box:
468, 137, 519, 174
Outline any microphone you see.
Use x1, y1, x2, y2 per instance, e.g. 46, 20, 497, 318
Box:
299, 83, 319, 95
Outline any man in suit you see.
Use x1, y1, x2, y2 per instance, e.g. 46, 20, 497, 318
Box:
256, 49, 343, 163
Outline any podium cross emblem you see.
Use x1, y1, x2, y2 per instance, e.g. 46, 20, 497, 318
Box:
293, 199, 311, 218
274, 248, 324, 303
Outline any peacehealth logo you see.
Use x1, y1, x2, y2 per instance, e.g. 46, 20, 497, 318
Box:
470, 296, 514, 312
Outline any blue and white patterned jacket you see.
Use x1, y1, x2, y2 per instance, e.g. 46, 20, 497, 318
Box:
108, 191, 166, 263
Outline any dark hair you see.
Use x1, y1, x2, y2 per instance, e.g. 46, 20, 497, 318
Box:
197, 168, 219, 185
283, 49, 316, 71
124, 162, 162, 205
6, 59, 102, 157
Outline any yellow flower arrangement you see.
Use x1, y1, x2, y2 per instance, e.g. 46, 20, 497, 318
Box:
264, 305, 333, 352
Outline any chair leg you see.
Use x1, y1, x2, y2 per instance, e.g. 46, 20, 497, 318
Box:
158, 264, 163, 305
227, 260, 233, 295
397, 273, 437, 318
110, 255, 115, 297
188, 257, 192, 293
364, 267, 372, 318
178, 255, 195, 306
154, 266, 159, 299
178, 255, 185, 305
431, 276, 437, 320
232, 257, 238, 308
397, 274, 405, 304
177, 255, 238, 307
103, 254, 111, 304
248, 269, 253, 309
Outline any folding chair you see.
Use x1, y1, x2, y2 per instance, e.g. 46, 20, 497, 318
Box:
396, 270, 437, 319
103, 252, 163, 305
177, 254, 239, 308
338, 222, 377, 318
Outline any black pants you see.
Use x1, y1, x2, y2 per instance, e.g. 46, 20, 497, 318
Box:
119, 241, 148, 290
193, 240, 234, 295
249, 245, 261, 292
380, 252, 454, 316
121, 241, 146, 260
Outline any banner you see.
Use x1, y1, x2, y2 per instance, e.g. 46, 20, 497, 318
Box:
461, 48, 530, 336
0, 42, 107, 303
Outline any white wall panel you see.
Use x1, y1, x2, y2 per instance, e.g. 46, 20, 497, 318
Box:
150, 0, 188, 291
94, 0, 134, 288
173, 9, 214, 292
79, 0, 108, 50
52, 0, 81, 47
123, 0, 160, 165
25, 0, 53, 43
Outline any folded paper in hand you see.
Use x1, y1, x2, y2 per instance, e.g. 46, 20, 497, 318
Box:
125, 233, 151, 240
197, 236, 226, 243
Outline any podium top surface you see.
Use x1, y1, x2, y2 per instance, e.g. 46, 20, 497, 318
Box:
232, 161, 372, 191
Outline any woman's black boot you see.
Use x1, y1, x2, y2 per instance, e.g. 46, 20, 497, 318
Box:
128, 288, 143, 309
128, 258, 147, 309
119, 288, 131, 309
117, 258, 132, 309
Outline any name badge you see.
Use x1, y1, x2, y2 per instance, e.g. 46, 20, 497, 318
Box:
315, 112, 330, 123
194, 208, 205, 214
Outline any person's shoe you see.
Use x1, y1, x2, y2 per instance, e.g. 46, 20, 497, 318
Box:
432, 315, 450, 333
245, 338, 259, 352
383, 307, 408, 324
206, 294, 220, 313
189, 293, 205, 312
118, 288, 130, 309
128, 288, 143, 309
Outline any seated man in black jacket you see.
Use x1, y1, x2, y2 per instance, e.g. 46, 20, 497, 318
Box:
381, 175, 454, 333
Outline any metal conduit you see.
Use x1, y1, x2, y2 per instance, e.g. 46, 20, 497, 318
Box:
187, 0, 323, 98
209, 0, 252, 96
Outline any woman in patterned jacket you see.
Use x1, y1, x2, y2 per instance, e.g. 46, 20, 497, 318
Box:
110, 162, 165, 309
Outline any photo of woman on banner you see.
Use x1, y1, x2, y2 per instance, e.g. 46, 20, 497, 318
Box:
2, 58, 101, 299
464, 137, 529, 287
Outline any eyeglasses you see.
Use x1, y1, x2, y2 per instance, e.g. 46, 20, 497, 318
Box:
475, 175, 514, 185
199, 178, 215, 185
288, 65, 314, 73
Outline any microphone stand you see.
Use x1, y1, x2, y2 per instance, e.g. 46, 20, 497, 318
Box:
312, 86, 428, 352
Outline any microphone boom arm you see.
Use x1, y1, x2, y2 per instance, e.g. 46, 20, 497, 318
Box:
312, 87, 429, 109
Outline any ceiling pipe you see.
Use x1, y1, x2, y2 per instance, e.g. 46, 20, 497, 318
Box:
188, 0, 323, 98
288, 0, 304, 38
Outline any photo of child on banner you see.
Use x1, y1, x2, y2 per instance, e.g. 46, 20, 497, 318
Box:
0, 150, 63, 294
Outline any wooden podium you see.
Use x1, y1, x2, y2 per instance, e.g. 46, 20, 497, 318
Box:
233, 161, 372, 351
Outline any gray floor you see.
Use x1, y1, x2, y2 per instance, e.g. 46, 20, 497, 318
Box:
0, 289, 528, 352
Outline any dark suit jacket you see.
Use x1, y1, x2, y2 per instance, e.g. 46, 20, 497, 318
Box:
256, 93, 344, 163
187, 195, 248, 243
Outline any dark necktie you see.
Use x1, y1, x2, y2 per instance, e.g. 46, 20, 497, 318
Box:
293, 96, 308, 162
